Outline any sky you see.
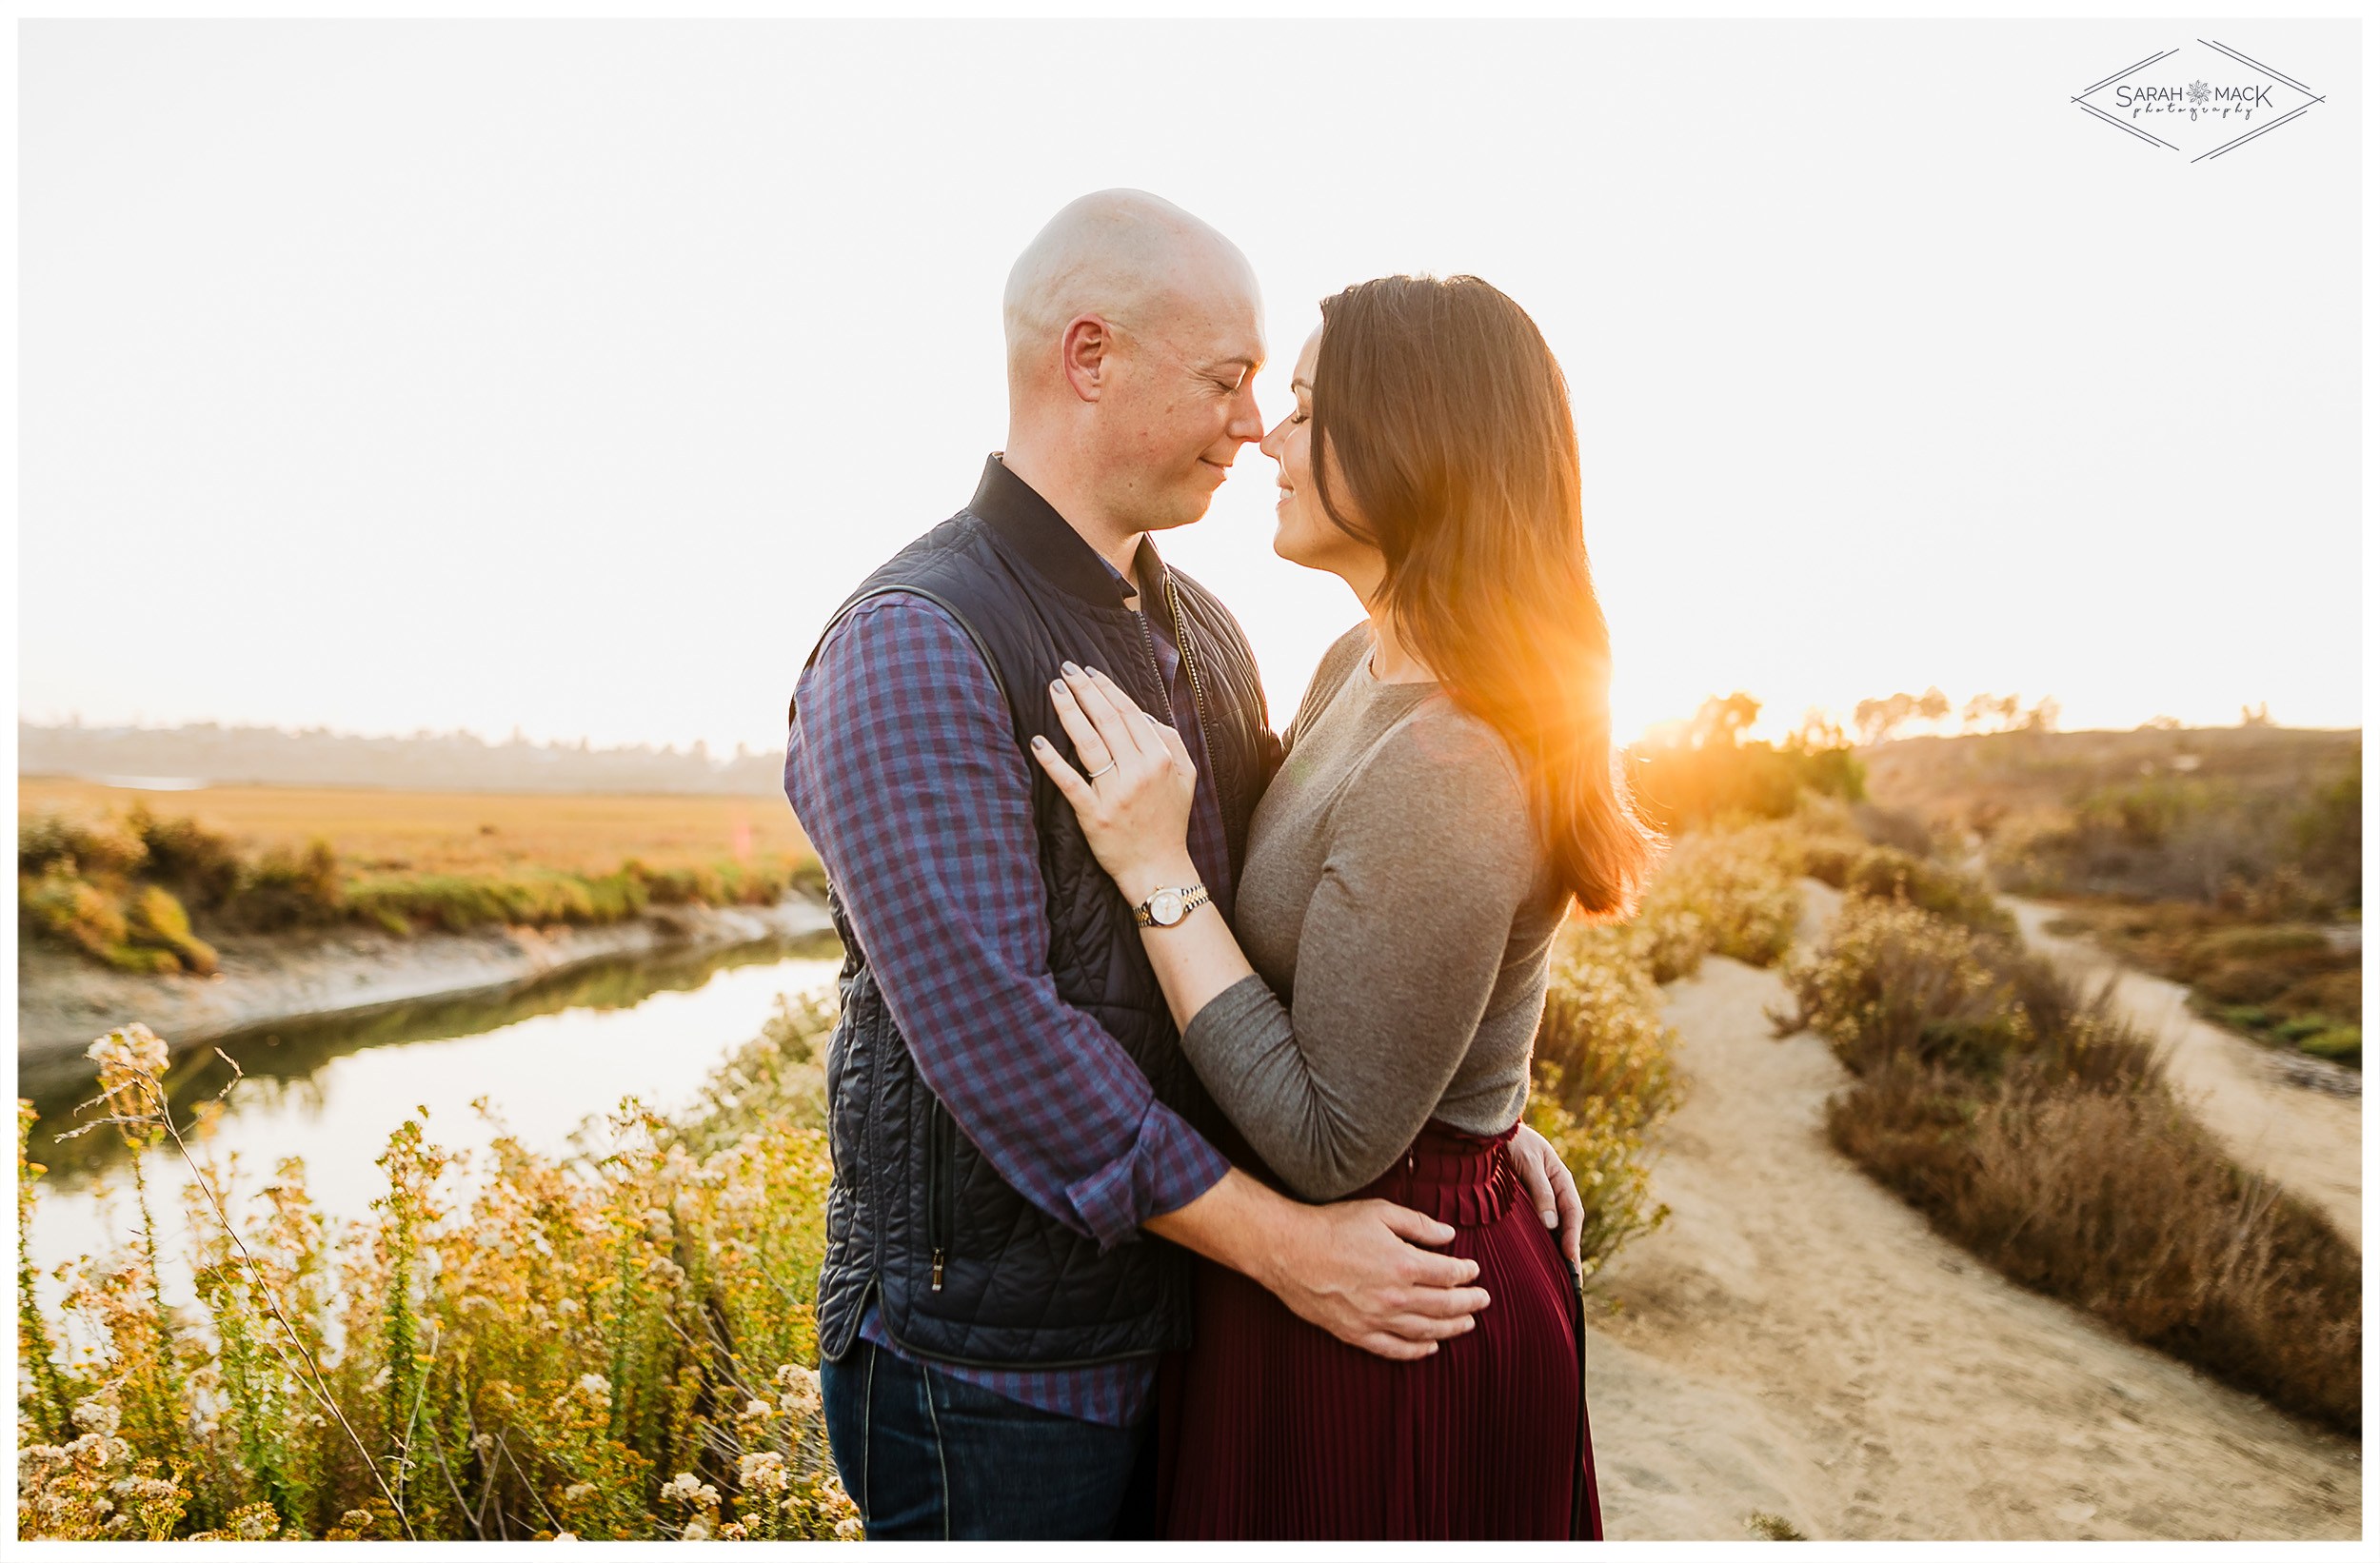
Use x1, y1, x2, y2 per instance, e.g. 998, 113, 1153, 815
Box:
17, 17, 2363, 756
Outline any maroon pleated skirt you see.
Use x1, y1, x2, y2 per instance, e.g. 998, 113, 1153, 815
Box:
1154, 1119, 1603, 1540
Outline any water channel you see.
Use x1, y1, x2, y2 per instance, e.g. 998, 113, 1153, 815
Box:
20, 931, 844, 1315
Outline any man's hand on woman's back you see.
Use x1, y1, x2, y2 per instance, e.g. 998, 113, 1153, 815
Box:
1144, 1167, 1489, 1361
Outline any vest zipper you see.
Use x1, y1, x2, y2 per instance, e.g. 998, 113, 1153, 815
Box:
927, 1103, 952, 1291
1161, 572, 1214, 762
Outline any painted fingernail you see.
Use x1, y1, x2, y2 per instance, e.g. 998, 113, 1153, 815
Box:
1061, 661, 1082, 676
1543, 1209, 1559, 1227
1031, 735, 1048, 750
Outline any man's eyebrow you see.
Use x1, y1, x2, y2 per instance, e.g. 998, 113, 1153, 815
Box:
1202, 355, 1260, 375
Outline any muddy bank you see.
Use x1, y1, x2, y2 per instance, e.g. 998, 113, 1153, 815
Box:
16, 896, 836, 1066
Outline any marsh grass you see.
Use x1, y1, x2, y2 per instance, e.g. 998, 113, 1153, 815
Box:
1776, 889, 2362, 1434
19, 798, 825, 965
16, 1002, 859, 1541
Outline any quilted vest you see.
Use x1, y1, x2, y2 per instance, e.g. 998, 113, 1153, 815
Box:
794, 456, 1279, 1368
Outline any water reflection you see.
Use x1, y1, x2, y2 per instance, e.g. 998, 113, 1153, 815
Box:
22, 933, 844, 1314
26, 929, 844, 1188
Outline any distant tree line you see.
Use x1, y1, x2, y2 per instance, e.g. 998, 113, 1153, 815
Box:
18, 722, 786, 797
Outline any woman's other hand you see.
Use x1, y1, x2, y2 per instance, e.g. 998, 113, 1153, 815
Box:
1508, 1123, 1583, 1269
1030, 663, 1199, 900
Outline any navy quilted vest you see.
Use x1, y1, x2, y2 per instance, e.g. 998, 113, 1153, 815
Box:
793, 456, 1279, 1368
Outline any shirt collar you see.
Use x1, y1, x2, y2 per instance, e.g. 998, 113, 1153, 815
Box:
967, 453, 1163, 609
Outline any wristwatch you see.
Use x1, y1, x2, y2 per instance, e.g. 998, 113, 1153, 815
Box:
1133, 882, 1211, 928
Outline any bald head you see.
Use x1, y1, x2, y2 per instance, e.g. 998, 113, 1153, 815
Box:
1002, 188, 1259, 398
997, 189, 1267, 541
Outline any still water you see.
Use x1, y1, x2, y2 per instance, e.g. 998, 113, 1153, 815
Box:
21, 933, 843, 1314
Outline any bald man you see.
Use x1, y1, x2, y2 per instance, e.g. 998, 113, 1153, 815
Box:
784, 191, 1491, 1540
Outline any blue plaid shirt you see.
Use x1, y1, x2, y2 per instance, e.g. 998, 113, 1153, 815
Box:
784, 549, 1237, 1428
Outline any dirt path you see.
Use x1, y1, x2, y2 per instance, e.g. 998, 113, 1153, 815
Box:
1582, 880, 2361, 1542
1998, 894, 2361, 1248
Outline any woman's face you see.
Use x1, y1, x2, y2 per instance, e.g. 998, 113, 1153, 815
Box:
1259, 324, 1373, 578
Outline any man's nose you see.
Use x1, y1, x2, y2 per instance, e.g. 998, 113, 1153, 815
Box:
1226, 384, 1265, 444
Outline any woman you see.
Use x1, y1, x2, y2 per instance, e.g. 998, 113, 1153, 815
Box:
1028, 274, 1663, 1539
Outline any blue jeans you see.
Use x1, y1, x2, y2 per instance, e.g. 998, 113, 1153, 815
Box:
820, 1338, 1149, 1539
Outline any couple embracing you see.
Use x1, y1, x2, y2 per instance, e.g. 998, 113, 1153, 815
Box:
783, 188, 1661, 1541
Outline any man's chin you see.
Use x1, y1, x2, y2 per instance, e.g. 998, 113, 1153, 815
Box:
1144, 494, 1216, 533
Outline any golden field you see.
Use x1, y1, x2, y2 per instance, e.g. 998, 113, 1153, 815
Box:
16, 778, 815, 879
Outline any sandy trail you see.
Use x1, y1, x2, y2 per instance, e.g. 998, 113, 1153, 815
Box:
1999, 894, 2362, 1248
1582, 880, 2361, 1542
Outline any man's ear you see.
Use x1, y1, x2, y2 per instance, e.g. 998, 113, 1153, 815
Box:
1060, 315, 1112, 403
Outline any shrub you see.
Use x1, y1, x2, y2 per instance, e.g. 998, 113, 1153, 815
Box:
1632, 821, 1804, 971
225, 841, 345, 932
20, 816, 148, 879
1528, 923, 1681, 1283
1797, 839, 1859, 890
2298, 1027, 2360, 1063
1623, 698, 1865, 836
1987, 767, 2358, 917
1781, 896, 2361, 1434
1850, 801, 1936, 859
128, 886, 219, 977
1842, 845, 2017, 941
128, 806, 245, 911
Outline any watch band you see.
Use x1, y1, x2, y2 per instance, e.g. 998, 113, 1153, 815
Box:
1133, 882, 1211, 928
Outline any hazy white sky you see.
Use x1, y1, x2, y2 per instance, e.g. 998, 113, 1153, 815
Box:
18, 18, 2362, 755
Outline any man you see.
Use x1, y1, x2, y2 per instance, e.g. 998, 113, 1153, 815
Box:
783, 189, 1496, 1541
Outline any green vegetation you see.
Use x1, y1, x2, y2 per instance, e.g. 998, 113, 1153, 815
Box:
1625, 818, 1808, 978
18, 806, 826, 968
1528, 922, 1682, 1281
1774, 874, 2362, 1435
1624, 693, 1865, 836
1990, 759, 2360, 918
17, 1005, 859, 1541
2035, 901, 2361, 1070
1861, 724, 2360, 1070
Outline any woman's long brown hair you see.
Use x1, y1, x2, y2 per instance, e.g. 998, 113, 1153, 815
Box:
1310, 274, 1665, 920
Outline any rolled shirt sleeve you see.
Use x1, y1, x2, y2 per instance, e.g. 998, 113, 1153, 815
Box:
784, 593, 1228, 1250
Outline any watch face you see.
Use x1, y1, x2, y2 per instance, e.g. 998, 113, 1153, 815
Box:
1148, 889, 1184, 926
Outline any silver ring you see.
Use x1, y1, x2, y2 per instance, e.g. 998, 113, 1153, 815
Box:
1086, 761, 1118, 781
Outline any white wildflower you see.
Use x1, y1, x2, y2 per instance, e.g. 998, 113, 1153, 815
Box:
70, 1399, 122, 1436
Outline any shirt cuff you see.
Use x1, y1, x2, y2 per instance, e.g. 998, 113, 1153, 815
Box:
1062, 1099, 1230, 1252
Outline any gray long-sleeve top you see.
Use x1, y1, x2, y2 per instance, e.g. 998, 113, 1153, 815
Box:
1179, 622, 1573, 1201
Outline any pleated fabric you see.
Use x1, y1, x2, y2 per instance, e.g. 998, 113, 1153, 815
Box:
1154, 1120, 1603, 1540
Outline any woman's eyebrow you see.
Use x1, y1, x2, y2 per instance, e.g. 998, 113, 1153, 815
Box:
1291, 378, 1313, 394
